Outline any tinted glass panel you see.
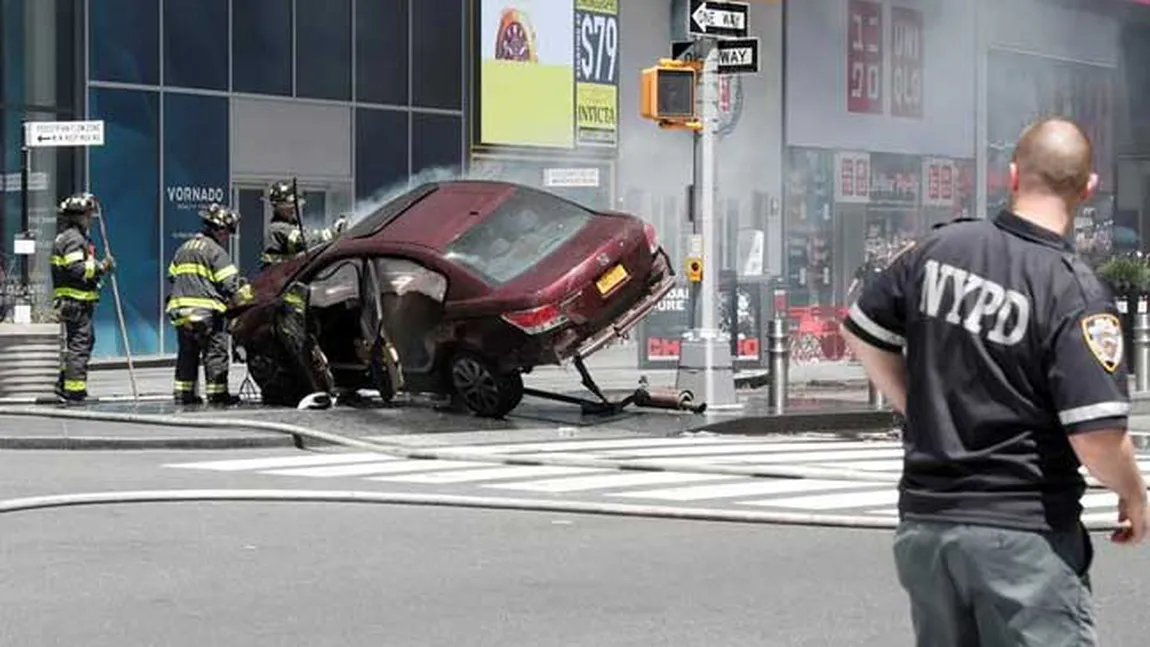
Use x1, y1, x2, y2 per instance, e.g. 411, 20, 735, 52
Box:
355, 108, 409, 203
411, 0, 462, 109
444, 189, 593, 285
164, 0, 228, 90
412, 113, 461, 176
232, 0, 292, 95
88, 87, 161, 355
355, 0, 408, 105
90, 0, 159, 84
297, 0, 351, 100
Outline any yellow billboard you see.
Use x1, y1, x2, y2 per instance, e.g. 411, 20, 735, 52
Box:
574, 0, 619, 147
480, 0, 575, 148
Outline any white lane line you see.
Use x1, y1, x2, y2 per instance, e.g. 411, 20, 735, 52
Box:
370, 465, 606, 484
806, 459, 904, 472
706, 449, 905, 464
263, 460, 486, 478
594, 441, 900, 458
865, 509, 900, 516
417, 436, 764, 455
744, 488, 901, 510
1080, 511, 1120, 525
609, 478, 874, 502
164, 453, 391, 472
484, 472, 737, 494
1080, 492, 1119, 509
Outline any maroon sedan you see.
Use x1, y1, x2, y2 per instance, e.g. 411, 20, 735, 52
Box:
229, 180, 676, 417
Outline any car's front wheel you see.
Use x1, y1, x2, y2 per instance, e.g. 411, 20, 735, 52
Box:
449, 351, 523, 418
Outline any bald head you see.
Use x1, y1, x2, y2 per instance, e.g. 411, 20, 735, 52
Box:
1011, 118, 1095, 200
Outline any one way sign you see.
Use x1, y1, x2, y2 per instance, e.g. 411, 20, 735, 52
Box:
717, 37, 759, 74
689, 0, 749, 39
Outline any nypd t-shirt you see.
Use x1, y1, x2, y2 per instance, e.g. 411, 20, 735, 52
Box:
844, 211, 1130, 532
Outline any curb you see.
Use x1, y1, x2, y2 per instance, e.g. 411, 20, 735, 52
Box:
0, 433, 296, 451
697, 409, 898, 435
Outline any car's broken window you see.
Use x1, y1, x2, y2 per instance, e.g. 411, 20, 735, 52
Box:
374, 258, 447, 303
308, 260, 362, 308
444, 188, 593, 285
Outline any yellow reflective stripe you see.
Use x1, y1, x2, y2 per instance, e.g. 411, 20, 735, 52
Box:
54, 287, 99, 301
167, 297, 226, 312
287, 230, 302, 244
83, 258, 97, 281
63, 380, 87, 392
261, 253, 297, 264
51, 251, 86, 266
283, 292, 306, 308
173, 380, 196, 392
320, 229, 333, 242
214, 265, 238, 281
205, 383, 227, 395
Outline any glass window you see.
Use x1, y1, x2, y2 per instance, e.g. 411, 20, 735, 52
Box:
355, 0, 408, 105
411, 0, 462, 109
412, 113, 461, 176
308, 260, 363, 308
90, 0, 159, 85
444, 188, 594, 285
297, 0, 351, 100
88, 87, 161, 355
164, 0, 228, 90
355, 107, 409, 203
232, 0, 292, 96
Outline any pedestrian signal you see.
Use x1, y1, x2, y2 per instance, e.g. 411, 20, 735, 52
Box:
641, 60, 700, 130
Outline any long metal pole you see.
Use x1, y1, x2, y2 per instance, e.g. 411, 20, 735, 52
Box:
701, 39, 718, 408
20, 121, 30, 294
974, 0, 988, 219
96, 212, 138, 399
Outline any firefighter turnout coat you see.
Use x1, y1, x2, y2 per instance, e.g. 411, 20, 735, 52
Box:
51, 225, 104, 304
167, 233, 242, 325
261, 220, 337, 268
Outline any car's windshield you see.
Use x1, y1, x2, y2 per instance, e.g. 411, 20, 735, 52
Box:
444, 188, 594, 285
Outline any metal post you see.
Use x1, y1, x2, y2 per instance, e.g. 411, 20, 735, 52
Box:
700, 39, 719, 408
868, 381, 886, 410
767, 317, 788, 414
1135, 312, 1150, 393
20, 120, 30, 292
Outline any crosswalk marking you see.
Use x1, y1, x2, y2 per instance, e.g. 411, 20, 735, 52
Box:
370, 465, 604, 484
165, 452, 390, 472
592, 440, 893, 458
264, 460, 485, 478
159, 437, 1146, 523
746, 488, 900, 510
609, 479, 872, 502
484, 472, 737, 494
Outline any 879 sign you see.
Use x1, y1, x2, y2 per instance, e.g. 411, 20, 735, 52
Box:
575, 1, 619, 146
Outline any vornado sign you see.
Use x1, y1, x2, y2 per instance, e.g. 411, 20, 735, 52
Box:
166, 185, 227, 209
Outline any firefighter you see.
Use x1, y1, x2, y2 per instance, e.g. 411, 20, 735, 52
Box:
259, 181, 347, 268
51, 193, 114, 403
167, 203, 253, 405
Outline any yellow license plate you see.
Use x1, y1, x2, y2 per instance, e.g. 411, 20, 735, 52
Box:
596, 264, 629, 295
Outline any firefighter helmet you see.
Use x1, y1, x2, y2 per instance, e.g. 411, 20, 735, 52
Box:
267, 181, 305, 208
199, 203, 240, 233
58, 192, 100, 216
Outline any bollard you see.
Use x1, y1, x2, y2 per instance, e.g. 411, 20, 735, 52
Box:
1135, 312, 1150, 393
868, 381, 885, 410
767, 317, 788, 414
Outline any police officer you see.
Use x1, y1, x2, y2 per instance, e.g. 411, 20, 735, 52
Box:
51, 193, 114, 402
843, 118, 1149, 645
259, 181, 347, 268
167, 203, 252, 405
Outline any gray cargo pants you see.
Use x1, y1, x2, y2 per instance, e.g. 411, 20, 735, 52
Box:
893, 520, 1095, 647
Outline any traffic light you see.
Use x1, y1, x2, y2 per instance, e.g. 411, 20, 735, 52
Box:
641, 59, 700, 130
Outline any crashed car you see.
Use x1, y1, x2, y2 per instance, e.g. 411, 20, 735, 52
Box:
229, 180, 676, 417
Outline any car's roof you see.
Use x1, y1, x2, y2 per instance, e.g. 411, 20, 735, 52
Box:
342, 180, 520, 251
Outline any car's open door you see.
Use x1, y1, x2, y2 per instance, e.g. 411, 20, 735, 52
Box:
278, 279, 336, 396
360, 260, 405, 401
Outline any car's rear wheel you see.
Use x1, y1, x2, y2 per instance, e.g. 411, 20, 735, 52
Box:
449, 351, 523, 418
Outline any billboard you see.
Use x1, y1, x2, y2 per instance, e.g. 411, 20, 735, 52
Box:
574, 0, 619, 147
786, 0, 974, 158
480, 0, 576, 148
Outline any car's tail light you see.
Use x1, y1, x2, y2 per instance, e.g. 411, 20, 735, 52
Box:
643, 222, 659, 254
501, 303, 568, 335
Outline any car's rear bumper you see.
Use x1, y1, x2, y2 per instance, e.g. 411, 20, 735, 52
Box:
573, 250, 676, 359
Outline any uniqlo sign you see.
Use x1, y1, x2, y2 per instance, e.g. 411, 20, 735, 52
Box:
836, 152, 871, 203
890, 7, 923, 118
846, 0, 883, 114
922, 158, 956, 208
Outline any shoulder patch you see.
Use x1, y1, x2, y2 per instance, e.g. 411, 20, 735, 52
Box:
1082, 313, 1123, 372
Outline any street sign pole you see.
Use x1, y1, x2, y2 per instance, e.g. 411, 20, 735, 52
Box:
700, 38, 719, 409
19, 120, 30, 293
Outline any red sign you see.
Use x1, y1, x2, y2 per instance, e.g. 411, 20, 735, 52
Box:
847, 0, 882, 114
646, 337, 760, 361
890, 7, 924, 118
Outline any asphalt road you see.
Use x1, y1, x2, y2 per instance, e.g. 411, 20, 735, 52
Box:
2, 449, 1150, 646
